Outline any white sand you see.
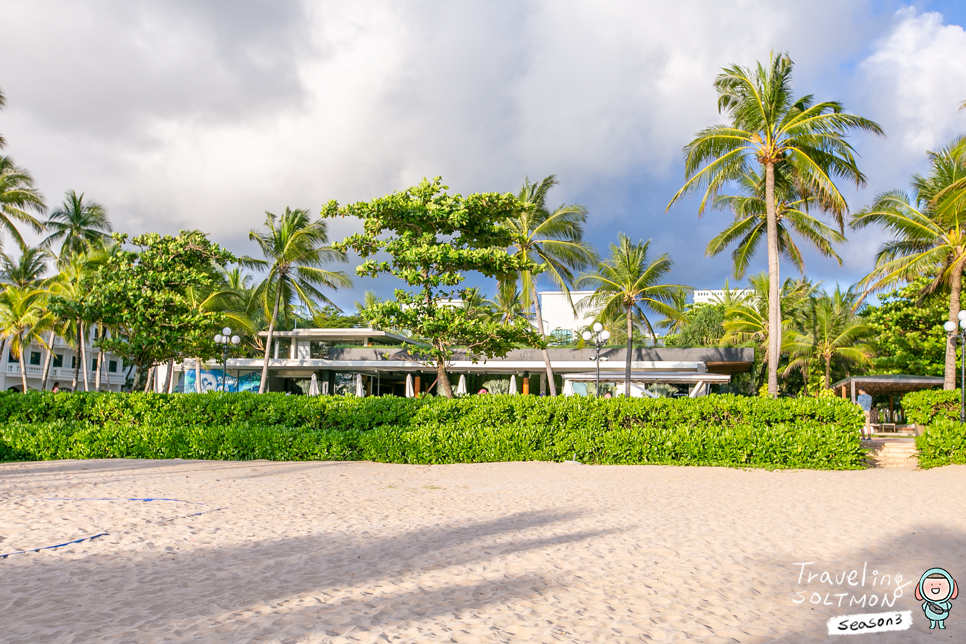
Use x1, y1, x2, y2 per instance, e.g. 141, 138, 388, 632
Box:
1, 459, 965, 643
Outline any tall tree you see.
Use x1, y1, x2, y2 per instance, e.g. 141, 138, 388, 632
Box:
42, 191, 112, 258
505, 175, 596, 396
0, 156, 45, 251
326, 178, 543, 398
578, 234, 685, 397
0, 246, 50, 288
0, 86, 6, 149
852, 135, 966, 389
0, 286, 50, 392
706, 168, 846, 278
246, 208, 351, 393
667, 53, 882, 396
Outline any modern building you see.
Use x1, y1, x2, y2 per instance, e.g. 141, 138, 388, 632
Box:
692, 289, 752, 305
538, 290, 597, 343
167, 327, 754, 398
0, 330, 127, 392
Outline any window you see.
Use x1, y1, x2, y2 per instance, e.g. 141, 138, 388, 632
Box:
29, 351, 41, 366
108, 360, 118, 373
91, 358, 98, 371
71, 355, 77, 369
8, 351, 16, 363
53, 354, 63, 368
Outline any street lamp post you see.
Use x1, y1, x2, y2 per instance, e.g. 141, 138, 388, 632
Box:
581, 322, 611, 397
943, 311, 966, 423
214, 327, 241, 392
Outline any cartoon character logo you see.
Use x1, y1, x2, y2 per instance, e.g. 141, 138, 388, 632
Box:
916, 568, 958, 629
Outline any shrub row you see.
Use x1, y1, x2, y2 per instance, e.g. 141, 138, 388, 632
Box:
901, 389, 960, 425
0, 392, 866, 469
915, 417, 966, 469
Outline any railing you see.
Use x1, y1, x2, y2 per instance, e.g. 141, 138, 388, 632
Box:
5, 364, 126, 382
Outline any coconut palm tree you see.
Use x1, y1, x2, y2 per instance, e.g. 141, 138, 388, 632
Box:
42, 191, 112, 259
354, 290, 383, 326
0, 156, 45, 251
578, 234, 686, 397
707, 167, 846, 278
667, 53, 883, 396
505, 175, 597, 396
852, 136, 966, 389
784, 287, 873, 390
655, 287, 692, 335
246, 207, 352, 393
0, 86, 6, 149
0, 246, 51, 288
0, 286, 51, 392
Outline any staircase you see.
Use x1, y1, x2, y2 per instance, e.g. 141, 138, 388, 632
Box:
863, 438, 919, 469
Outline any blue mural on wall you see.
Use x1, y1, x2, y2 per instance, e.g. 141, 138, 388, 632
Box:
183, 370, 260, 393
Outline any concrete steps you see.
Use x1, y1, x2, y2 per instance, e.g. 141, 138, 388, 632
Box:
863, 438, 919, 469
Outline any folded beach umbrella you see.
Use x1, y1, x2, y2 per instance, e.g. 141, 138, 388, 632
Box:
562, 379, 574, 396
456, 374, 467, 396
509, 374, 517, 395
405, 373, 415, 398
309, 372, 320, 396
355, 373, 365, 397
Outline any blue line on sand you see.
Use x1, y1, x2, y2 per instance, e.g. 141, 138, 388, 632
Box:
0, 533, 109, 559
44, 498, 204, 504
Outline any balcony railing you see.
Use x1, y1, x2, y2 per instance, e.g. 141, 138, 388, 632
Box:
5, 364, 126, 382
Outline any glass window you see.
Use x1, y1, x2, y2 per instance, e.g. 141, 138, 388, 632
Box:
91, 358, 98, 371
7, 351, 16, 363
29, 351, 41, 365
71, 355, 77, 369
53, 354, 63, 368
108, 360, 118, 373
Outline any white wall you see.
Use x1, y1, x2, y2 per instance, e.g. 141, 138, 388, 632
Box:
539, 290, 597, 338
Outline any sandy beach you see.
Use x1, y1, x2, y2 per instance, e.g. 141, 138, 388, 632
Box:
1, 459, 964, 643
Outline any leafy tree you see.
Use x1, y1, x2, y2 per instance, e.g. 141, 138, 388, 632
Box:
311, 306, 364, 329
42, 191, 112, 259
0, 156, 45, 251
707, 167, 845, 278
504, 175, 596, 395
246, 207, 351, 393
0, 286, 50, 392
852, 135, 966, 389
578, 233, 685, 396
784, 287, 873, 390
668, 53, 882, 396
326, 178, 544, 398
53, 231, 236, 389
664, 303, 725, 348
862, 278, 947, 377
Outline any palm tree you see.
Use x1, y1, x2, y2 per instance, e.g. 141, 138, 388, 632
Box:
852, 136, 966, 389
0, 246, 51, 288
655, 287, 692, 335
42, 191, 112, 258
0, 156, 45, 251
354, 290, 383, 326
578, 234, 686, 397
707, 168, 846, 278
246, 207, 352, 393
667, 53, 883, 396
0, 86, 6, 149
784, 287, 873, 390
505, 175, 597, 396
0, 286, 50, 392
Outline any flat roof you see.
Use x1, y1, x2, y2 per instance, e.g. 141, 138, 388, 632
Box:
257, 328, 420, 345
830, 375, 944, 396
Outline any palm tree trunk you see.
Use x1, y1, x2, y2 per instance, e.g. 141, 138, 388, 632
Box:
72, 323, 81, 391
944, 261, 963, 390
764, 161, 781, 397
163, 358, 174, 393
625, 307, 633, 397
435, 360, 454, 398
94, 348, 104, 392
530, 288, 558, 396
144, 364, 155, 392
79, 322, 89, 392
18, 343, 28, 393
195, 357, 202, 394
258, 283, 284, 394
824, 355, 832, 390
40, 331, 56, 390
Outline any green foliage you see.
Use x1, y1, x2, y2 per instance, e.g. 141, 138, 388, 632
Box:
325, 178, 545, 396
915, 417, 966, 469
665, 303, 725, 347
0, 392, 865, 470
311, 306, 364, 329
863, 279, 947, 377
51, 231, 236, 374
902, 389, 959, 426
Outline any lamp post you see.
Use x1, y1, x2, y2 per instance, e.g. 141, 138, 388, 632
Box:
582, 322, 611, 397
943, 311, 966, 423
214, 327, 241, 392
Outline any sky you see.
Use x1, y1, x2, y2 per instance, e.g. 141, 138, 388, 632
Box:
3, 0, 966, 311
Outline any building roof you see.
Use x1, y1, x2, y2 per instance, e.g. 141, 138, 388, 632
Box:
256, 328, 420, 345
830, 374, 944, 396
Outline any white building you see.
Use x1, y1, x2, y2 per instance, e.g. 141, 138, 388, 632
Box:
538, 290, 597, 343
692, 289, 752, 305
0, 330, 127, 392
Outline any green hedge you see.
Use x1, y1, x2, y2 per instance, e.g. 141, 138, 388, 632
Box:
0, 392, 866, 469
902, 389, 960, 425
915, 417, 966, 468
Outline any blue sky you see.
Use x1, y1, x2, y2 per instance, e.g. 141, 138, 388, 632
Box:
3, 1, 966, 310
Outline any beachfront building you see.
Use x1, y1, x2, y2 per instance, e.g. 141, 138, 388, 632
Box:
0, 329, 127, 392
692, 289, 752, 304
166, 327, 754, 397
538, 290, 596, 344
